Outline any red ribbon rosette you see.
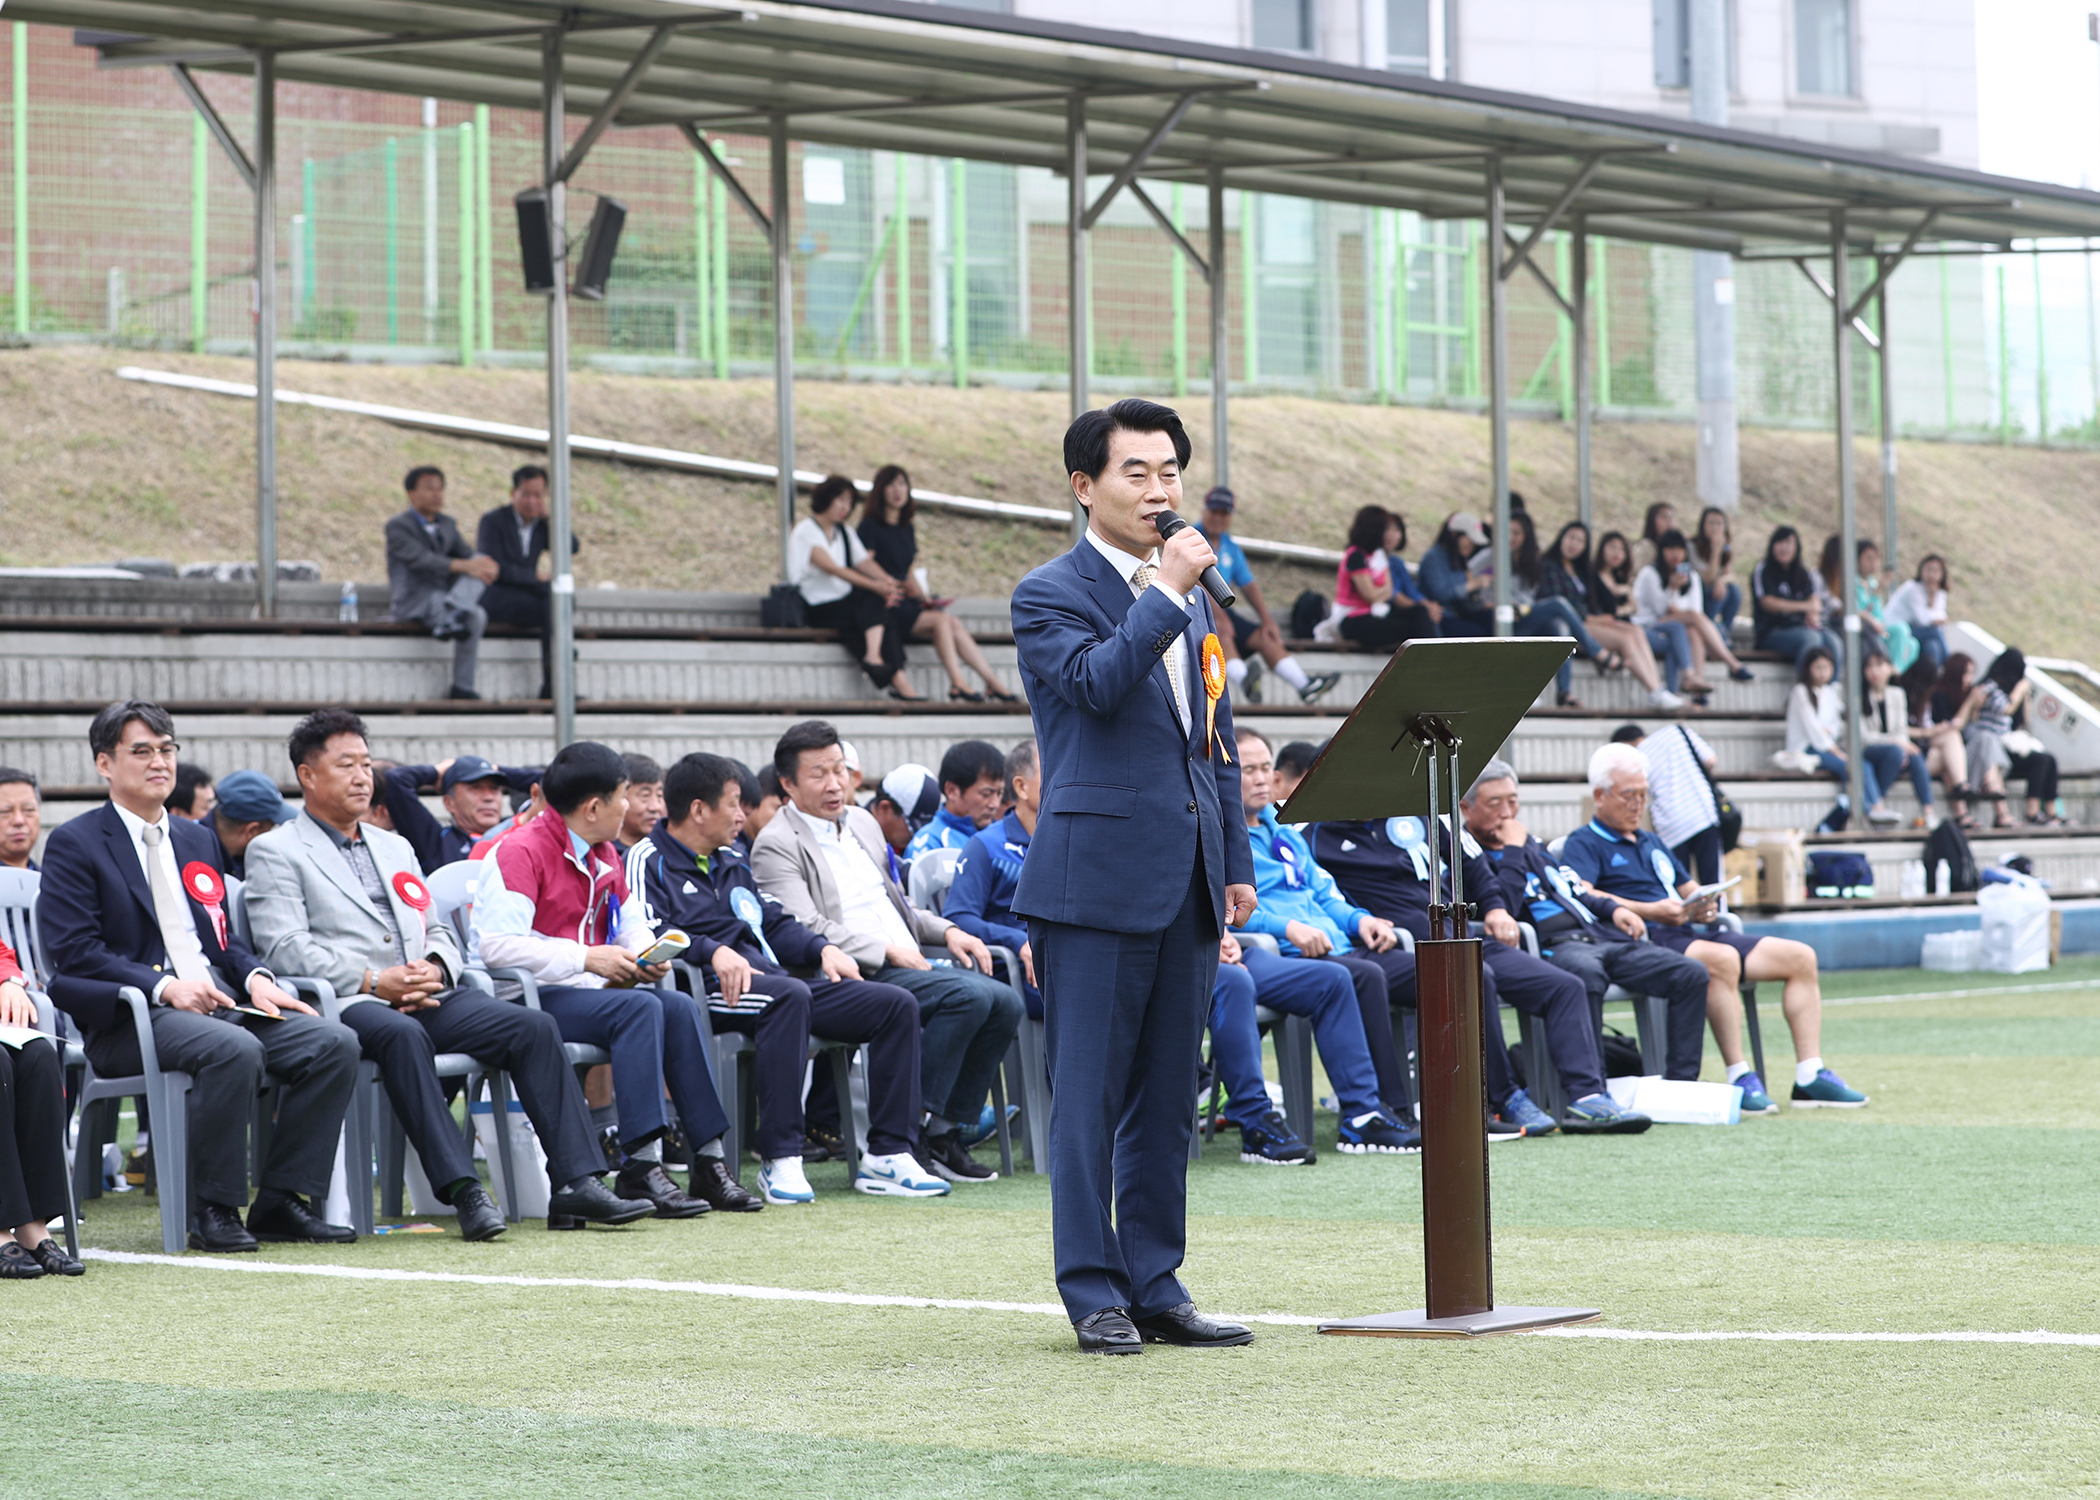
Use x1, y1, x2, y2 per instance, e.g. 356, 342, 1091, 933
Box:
392, 871, 433, 912
182, 861, 229, 947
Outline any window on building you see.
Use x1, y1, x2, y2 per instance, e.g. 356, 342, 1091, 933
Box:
1252, 0, 1314, 54
1794, 0, 1855, 97
1653, 0, 1738, 91
1388, 0, 1431, 73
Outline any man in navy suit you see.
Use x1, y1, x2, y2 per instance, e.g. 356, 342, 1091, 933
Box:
1010, 398, 1259, 1355
38, 700, 361, 1252
476, 464, 578, 701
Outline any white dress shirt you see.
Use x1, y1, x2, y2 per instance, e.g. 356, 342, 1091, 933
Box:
1085, 526, 1194, 733
111, 800, 225, 1000
792, 806, 917, 953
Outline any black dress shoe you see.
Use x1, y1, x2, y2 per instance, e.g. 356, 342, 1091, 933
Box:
449, 1183, 507, 1242
0, 1241, 45, 1278
1132, 1302, 1255, 1348
546, 1175, 653, 1230
445, 685, 483, 701
613, 1160, 711, 1219
247, 1190, 358, 1245
687, 1155, 764, 1213
1074, 1306, 1143, 1355
189, 1201, 260, 1253
28, 1239, 85, 1276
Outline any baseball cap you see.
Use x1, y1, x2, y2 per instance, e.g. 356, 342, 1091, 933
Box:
213, 769, 295, 825
1446, 510, 1489, 547
877, 764, 941, 826
440, 755, 503, 792
1203, 486, 1235, 512
839, 740, 862, 775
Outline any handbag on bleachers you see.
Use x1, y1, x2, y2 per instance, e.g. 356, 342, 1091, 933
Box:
1678, 725, 1742, 852
761, 584, 807, 629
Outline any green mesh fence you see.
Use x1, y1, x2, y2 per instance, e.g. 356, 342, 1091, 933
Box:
1, 21, 2094, 444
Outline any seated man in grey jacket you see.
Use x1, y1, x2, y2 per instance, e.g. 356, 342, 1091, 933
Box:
750, 720, 1023, 1188
384, 465, 499, 701
244, 708, 649, 1240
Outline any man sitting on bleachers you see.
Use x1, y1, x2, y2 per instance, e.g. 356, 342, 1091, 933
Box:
475, 464, 576, 703
1314, 791, 1650, 1134
903, 741, 1008, 862
471, 740, 759, 1218
39, 699, 362, 1251
752, 720, 1020, 1190
204, 769, 295, 881
244, 709, 622, 1242
379, 755, 538, 872
0, 767, 41, 871
1562, 743, 1867, 1113
625, 752, 925, 1206
1232, 728, 1419, 1153
1460, 757, 1708, 1085
385, 464, 497, 702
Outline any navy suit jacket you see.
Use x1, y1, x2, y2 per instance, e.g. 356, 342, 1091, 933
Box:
38, 801, 270, 1037
476, 504, 578, 591
1010, 534, 1252, 934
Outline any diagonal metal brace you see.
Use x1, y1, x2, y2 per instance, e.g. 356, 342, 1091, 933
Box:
1499, 155, 1605, 282
556, 24, 675, 184
1082, 92, 1198, 229
1127, 182, 1209, 282
1503, 234, 1575, 320
1845, 209, 1938, 322
679, 122, 770, 234
1792, 258, 1881, 350
170, 63, 256, 192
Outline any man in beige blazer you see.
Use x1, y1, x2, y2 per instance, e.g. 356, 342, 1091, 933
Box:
749, 720, 1023, 1186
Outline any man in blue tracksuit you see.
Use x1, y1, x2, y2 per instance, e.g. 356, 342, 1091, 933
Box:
1461, 758, 1707, 1082
903, 740, 1007, 863
1313, 792, 1648, 1133
626, 751, 926, 1206
1233, 728, 1420, 1149
946, 740, 1355, 1164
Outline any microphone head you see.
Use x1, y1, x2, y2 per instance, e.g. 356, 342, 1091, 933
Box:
1151, 511, 1188, 540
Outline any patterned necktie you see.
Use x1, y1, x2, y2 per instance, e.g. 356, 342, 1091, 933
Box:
1127, 564, 1190, 732
140, 823, 213, 985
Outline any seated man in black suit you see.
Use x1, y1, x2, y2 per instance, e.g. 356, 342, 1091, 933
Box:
38, 700, 363, 1252
476, 464, 578, 702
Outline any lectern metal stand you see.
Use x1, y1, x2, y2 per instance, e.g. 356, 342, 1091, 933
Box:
1277, 638, 1601, 1340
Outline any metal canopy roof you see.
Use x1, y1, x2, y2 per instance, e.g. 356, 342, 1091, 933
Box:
30, 0, 2100, 255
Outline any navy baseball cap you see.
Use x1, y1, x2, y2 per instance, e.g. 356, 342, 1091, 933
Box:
440, 755, 503, 792
1203, 486, 1235, 512
213, 769, 295, 825
877, 764, 941, 827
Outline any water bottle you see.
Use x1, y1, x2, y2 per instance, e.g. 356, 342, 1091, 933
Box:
1934, 858, 1951, 896
1899, 860, 1926, 900
339, 580, 359, 622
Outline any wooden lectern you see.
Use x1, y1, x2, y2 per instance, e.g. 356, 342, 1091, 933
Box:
1280, 637, 1602, 1339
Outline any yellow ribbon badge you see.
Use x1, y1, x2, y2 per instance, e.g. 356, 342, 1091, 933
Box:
1201, 632, 1230, 762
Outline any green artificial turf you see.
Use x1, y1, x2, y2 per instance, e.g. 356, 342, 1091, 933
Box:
6, 984, 2098, 1499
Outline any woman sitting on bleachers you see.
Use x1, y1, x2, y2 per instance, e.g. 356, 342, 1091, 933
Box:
1885, 554, 1951, 670
1505, 510, 1608, 708
1590, 530, 1694, 707
1750, 526, 1843, 667
1951, 648, 2064, 828
1331, 506, 1438, 652
856, 464, 1016, 704
0, 942, 81, 1279
788, 474, 920, 701
1900, 656, 1972, 828
1541, 522, 1682, 711
1861, 649, 1935, 829
1784, 646, 1857, 830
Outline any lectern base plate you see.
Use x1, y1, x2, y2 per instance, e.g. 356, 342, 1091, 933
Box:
1316, 1306, 1602, 1339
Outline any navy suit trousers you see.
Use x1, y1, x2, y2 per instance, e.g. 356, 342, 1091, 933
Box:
1032, 862, 1218, 1323
537, 985, 730, 1153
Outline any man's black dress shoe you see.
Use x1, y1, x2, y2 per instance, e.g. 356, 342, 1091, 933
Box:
613, 1160, 711, 1219
687, 1156, 764, 1213
546, 1175, 653, 1230
1132, 1303, 1255, 1347
449, 1183, 507, 1242
190, 1201, 260, 1253
1074, 1306, 1143, 1355
248, 1190, 358, 1244
28, 1239, 85, 1276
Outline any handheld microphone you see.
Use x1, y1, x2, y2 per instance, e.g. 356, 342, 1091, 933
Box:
1152, 512, 1236, 609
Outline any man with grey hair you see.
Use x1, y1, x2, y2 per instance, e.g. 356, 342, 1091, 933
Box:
1562, 742, 1866, 1113
1462, 758, 1709, 1084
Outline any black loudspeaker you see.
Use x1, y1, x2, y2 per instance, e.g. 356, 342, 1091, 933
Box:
571, 195, 627, 302
515, 188, 556, 295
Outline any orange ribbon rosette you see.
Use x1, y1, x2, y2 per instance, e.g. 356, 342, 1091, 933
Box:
1200, 632, 1229, 762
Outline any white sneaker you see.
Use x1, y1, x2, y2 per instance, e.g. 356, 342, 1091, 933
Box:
1648, 687, 1687, 710
854, 1150, 951, 1198
758, 1155, 815, 1205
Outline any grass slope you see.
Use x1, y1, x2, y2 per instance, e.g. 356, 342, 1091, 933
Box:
3, 345, 2097, 661
4, 984, 2097, 1498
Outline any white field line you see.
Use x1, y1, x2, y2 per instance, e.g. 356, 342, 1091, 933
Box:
1818, 978, 2100, 1007
76, 1251, 2100, 1344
